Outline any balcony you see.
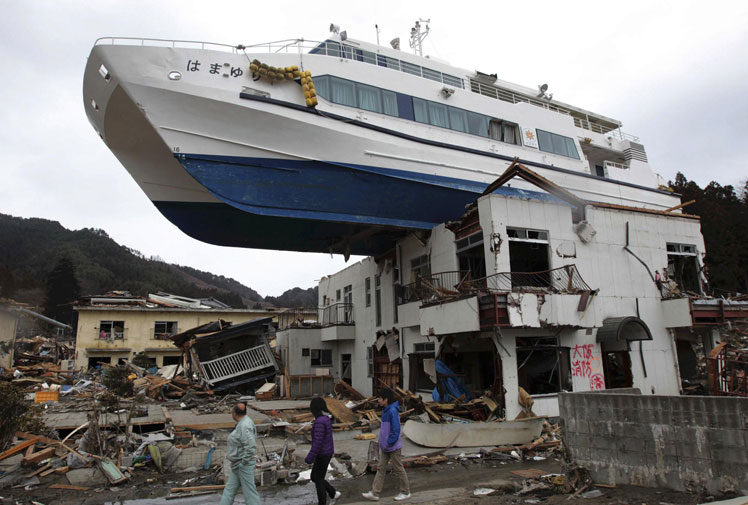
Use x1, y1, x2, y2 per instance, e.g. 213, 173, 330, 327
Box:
399, 265, 591, 306
321, 303, 354, 326
406, 266, 595, 333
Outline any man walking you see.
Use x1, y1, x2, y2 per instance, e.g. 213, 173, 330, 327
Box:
362, 389, 411, 501
220, 403, 261, 505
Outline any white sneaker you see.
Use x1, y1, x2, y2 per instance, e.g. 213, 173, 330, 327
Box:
362, 491, 380, 501
331, 490, 342, 503
394, 492, 411, 501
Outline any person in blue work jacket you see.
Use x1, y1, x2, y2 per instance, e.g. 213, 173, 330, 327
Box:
220, 403, 262, 505
362, 389, 411, 501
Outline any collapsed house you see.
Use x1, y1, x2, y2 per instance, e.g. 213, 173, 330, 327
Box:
73, 291, 313, 370
171, 318, 279, 391
276, 162, 748, 417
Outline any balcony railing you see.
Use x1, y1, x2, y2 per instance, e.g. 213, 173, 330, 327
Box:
398, 271, 471, 304
398, 265, 591, 305
200, 344, 275, 385
321, 303, 354, 326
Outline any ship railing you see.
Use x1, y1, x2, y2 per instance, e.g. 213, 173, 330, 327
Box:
469, 78, 640, 143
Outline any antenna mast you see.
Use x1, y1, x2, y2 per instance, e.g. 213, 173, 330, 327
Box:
409, 18, 430, 56
375, 24, 380, 45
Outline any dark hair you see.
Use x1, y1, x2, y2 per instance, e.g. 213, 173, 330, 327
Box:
378, 389, 395, 405
233, 403, 247, 416
310, 397, 328, 418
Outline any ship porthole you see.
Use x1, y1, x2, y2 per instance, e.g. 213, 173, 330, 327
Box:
168, 71, 182, 81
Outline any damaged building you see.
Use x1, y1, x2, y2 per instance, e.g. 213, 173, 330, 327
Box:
170, 318, 279, 391
74, 291, 314, 370
277, 162, 748, 417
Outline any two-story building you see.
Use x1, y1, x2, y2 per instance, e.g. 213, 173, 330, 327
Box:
277, 163, 743, 417
74, 292, 314, 369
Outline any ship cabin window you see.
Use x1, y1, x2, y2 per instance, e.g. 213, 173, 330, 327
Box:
489, 119, 521, 145
507, 227, 551, 288
537, 129, 580, 159
666, 243, 701, 294
310, 40, 464, 88
315, 76, 399, 117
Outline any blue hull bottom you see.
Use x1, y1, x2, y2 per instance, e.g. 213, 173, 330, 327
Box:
153, 201, 409, 255
177, 154, 486, 229
168, 154, 563, 254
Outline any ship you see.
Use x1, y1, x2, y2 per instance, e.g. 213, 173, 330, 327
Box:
83, 22, 678, 257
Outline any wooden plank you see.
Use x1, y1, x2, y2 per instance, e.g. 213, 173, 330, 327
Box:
15, 432, 58, 445
26, 463, 51, 478
40, 467, 57, 477
49, 484, 90, 490
334, 378, 365, 401
23, 447, 56, 466
324, 397, 358, 424
0, 438, 39, 462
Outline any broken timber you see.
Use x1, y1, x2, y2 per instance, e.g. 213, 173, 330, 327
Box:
402, 418, 544, 448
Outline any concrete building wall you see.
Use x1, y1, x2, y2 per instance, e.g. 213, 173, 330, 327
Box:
559, 391, 748, 494
283, 190, 707, 411
75, 308, 281, 368
0, 308, 18, 369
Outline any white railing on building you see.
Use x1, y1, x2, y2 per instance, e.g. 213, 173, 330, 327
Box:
200, 345, 274, 384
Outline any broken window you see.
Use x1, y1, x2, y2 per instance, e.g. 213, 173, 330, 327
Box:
666, 243, 701, 294
375, 275, 382, 327
311, 348, 332, 366
409, 341, 437, 392
507, 227, 550, 288
343, 284, 353, 322
302, 348, 310, 357
88, 356, 111, 368
153, 321, 178, 340
410, 254, 431, 280
365, 277, 371, 307
162, 355, 181, 366
99, 321, 125, 340
456, 231, 486, 279
367, 347, 374, 377
516, 336, 572, 395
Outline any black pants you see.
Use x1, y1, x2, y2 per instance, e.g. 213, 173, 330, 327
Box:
311, 454, 336, 505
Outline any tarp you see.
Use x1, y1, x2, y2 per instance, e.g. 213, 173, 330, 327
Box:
432, 360, 471, 402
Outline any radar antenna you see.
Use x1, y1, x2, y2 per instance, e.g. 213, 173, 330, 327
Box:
409, 18, 430, 56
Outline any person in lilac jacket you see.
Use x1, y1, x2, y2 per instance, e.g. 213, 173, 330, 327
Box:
305, 397, 341, 505
363, 389, 411, 501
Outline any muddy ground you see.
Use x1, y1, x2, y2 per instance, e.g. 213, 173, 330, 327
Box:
2, 457, 722, 505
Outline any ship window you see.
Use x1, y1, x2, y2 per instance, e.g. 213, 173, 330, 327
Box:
489, 119, 520, 145
359, 50, 377, 65
428, 102, 449, 128
357, 83, 382, 113
383, 90, 398, 116
400, 61, 422, 77
537, 129, 580, 159
413, 98, 428, 124
341, 44, 354, 60
330, 77, 356, 107
449, 108, 468, 133
315, 75, 329, 100
422, 67, 442, 82
467, 112, 489, 137
326, 41, 342, 58
443, 74, 463, 88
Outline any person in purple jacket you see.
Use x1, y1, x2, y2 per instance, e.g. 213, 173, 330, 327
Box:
362, 389, 411, 501
305, 397, 341, 505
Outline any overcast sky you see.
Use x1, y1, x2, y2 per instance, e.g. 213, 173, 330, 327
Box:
1, 1, 746, 297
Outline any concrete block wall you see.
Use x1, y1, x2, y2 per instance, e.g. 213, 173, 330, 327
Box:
559, 392, 748, 494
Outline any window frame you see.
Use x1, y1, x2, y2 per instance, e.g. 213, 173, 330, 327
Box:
516, 336, 572, 395
536, 129, 580, 159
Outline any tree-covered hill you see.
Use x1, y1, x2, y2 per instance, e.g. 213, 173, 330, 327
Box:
0, 213, 316, 309
669, 174, 748, 294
